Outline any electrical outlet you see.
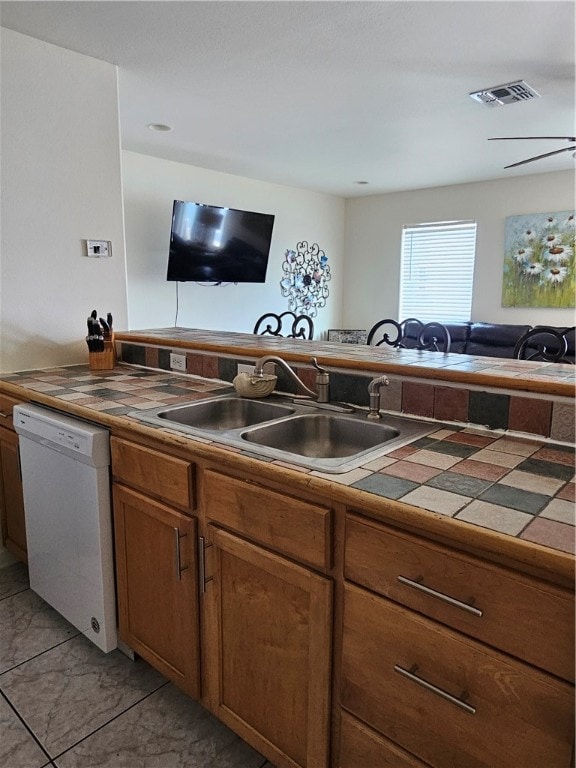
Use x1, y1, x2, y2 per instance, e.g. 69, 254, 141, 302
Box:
237, 363, 255, 375
170, 353, 187, 372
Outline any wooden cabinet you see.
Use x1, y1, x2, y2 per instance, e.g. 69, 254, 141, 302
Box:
203, 470, 333, 768
0, 396, 27, 563
108, 431, 573, 768
340, 512, 575, 768
202, 468, 332, 572
111, 436, 194, 510
341, 583, 574, 768
345, 513, 574, 681
111, 438, 200, 698
339, 711, 427, 768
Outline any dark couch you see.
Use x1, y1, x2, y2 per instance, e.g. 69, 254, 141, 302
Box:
403, 322, 575, 362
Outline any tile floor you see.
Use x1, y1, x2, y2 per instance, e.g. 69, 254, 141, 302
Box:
0, 561, 274, 768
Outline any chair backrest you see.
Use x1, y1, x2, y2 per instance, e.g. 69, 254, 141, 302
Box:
513, 326, 575, 364
253, 311, 314, 340
367, 318, 451, 353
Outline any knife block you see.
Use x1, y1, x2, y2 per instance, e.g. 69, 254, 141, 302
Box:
89, 337, 116, 372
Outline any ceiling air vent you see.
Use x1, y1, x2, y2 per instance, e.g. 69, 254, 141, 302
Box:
469, 80, 540, 107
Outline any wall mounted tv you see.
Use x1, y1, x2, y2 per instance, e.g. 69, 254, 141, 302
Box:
166, 200, 275, 283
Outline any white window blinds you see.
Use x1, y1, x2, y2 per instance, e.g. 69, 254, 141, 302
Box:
399, 220, 477, 323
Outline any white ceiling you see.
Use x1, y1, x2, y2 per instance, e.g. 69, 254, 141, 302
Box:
1, 1, 574, 197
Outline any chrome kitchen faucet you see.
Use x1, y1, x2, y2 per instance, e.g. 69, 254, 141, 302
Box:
253, 355, 329, 402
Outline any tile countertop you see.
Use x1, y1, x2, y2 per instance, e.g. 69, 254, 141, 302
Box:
114, 327, 576, 398
0, 364, 574, 584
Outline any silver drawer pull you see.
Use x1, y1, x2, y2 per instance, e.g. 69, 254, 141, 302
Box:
397, 575, 483, 618
394, 664, 476, 715
0, 411, 9, 418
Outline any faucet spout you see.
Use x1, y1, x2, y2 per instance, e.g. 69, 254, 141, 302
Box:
367, 375, 390, 419
253, 355, 332, 402
253, 355, 318, 400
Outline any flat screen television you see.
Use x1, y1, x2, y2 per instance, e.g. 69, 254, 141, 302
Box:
166, 200, 275, 283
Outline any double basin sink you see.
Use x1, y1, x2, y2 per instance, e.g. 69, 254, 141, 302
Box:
131, 394, 436, 473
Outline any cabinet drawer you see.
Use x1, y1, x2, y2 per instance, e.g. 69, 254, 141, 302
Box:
341, 583, 574, 768
339, 710, 427, 768
345, 513, 574, 681
203, 470, 331, 571
0, 395, 21, 431
111, 437, 194, 510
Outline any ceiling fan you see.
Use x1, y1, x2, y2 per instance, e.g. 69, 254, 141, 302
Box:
488, 136, 576, 168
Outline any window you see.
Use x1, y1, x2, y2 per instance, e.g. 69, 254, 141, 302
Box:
399, 220, 477, 322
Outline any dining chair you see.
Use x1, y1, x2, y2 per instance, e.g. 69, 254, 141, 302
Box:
513, 326, 575, 364
253, 311, 314, 340
367, 317, 451, 352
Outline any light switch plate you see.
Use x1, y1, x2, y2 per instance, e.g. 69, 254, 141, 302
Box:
85, 240, 112, 258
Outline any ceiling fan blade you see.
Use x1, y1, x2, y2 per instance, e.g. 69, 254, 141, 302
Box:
504, 145, 576, 169
489, 136, 576, 142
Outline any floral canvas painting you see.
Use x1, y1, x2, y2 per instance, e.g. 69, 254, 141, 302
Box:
501, 210, 575, 307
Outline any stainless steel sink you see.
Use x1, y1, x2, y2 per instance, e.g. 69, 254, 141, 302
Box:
153, 396, 294, 431
130, 394, 437, 473
242, 414, 399, 458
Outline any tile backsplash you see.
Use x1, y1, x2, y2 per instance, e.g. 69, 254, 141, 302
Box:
118, 342, 575, 443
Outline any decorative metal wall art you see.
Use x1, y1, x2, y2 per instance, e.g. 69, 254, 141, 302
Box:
501, 210, 575, 308
280, 241, 331, 318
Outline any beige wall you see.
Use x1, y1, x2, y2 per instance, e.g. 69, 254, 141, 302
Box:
343, 170, 576, 331
122, 151, 345, 338
0, 29, 128, 373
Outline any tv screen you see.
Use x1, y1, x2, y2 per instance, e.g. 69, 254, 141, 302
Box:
166, 201, 275, 283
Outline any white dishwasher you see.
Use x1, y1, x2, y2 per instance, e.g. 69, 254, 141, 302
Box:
13, 403, 117, 652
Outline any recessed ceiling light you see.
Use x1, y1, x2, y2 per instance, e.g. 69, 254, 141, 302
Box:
354, 180, 369, 185
147, 123, 173, 132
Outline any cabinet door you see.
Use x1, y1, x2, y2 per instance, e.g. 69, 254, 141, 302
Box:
205, 526, 332, 768
113, 484, 200, 698
0, 426, 27, 562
